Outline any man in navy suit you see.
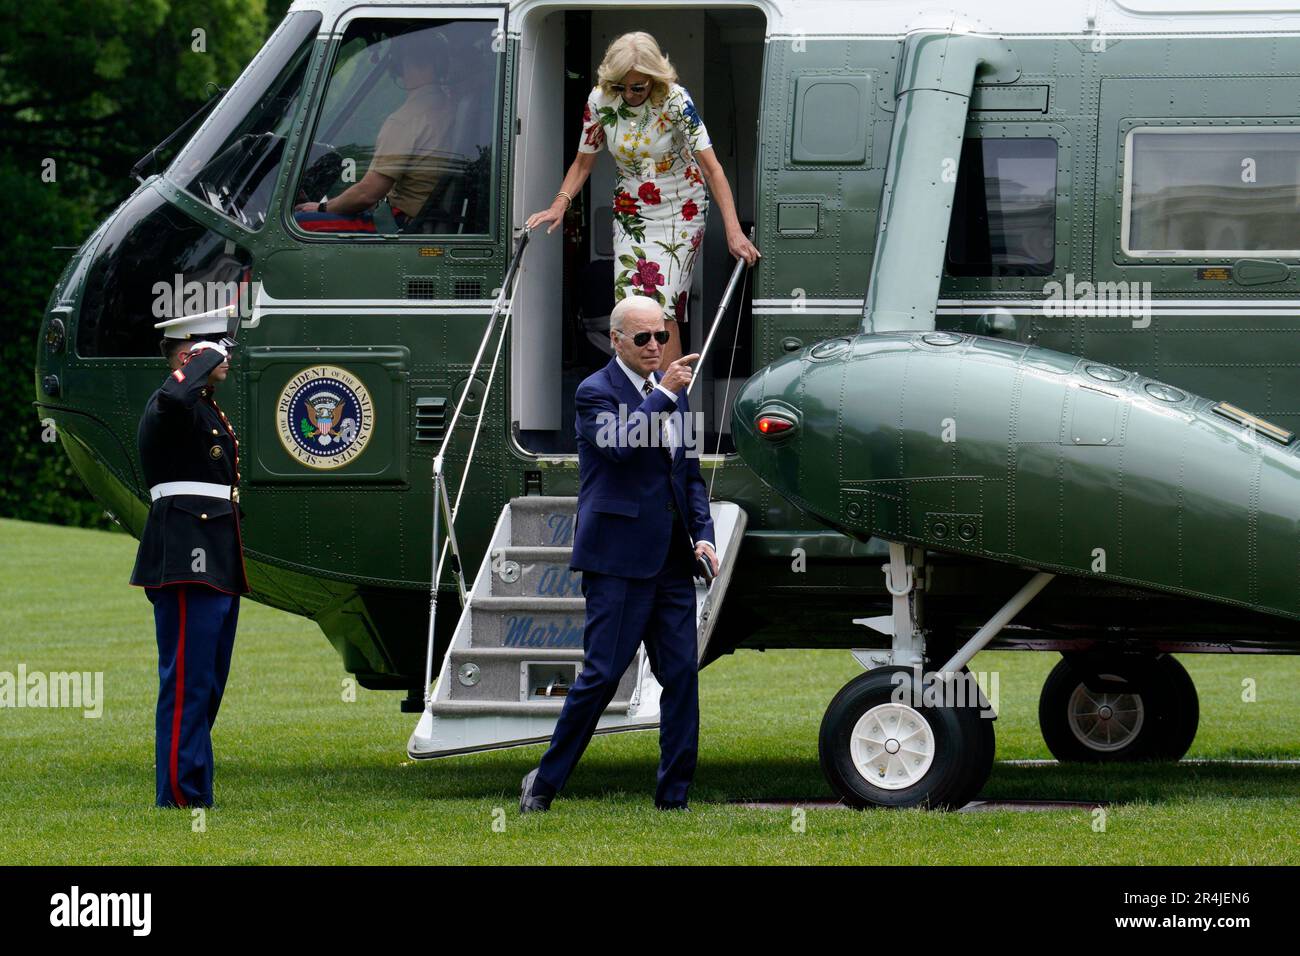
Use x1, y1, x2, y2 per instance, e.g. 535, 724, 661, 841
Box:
521, 296, 718, 812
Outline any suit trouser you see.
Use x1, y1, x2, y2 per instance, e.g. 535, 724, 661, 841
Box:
534, 523, 699, 805
147, 584, 239, 808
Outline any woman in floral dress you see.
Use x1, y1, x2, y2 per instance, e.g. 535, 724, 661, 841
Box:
527, 31, 759, 366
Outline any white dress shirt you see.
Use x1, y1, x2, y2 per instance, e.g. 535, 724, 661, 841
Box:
616, 353, 680, 454
613, 353, 714, 554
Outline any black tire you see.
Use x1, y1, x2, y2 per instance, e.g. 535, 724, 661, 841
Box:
972, 702, 996, 795
1038, 653, 1199, 763
819, 666, 993, 810
1150, 655, 1199, 761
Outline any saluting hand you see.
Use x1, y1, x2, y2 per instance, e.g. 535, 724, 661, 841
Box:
184, 340, 229, 363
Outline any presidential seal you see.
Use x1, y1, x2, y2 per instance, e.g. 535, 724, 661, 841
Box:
276, 366, 374, 469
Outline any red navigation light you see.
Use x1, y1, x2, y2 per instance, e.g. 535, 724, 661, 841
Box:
756, 415, 795, 437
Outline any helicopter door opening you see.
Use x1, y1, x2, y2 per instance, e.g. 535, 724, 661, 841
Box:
512, 5, 764, 456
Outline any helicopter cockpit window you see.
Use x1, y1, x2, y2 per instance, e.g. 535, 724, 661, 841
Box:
290, 18, 498, 237
1125, 128, 1300, 256
166, 11, 321, 230
76, 188, 252, 358
946, 137, 1058, 277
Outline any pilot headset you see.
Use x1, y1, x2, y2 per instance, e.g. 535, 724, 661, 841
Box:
387, 27, 452, 91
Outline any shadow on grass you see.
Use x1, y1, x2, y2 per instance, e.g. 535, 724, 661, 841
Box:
982, 761, 1300, 804
207, 750, 1300, 809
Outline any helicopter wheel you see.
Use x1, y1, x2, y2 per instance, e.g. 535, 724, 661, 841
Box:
1038, 653, 1199, 763
819, 666, 994, 810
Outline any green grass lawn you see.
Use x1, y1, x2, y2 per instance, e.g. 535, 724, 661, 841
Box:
1, 517, 1297, 864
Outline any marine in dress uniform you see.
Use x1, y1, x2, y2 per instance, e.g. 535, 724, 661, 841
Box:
521, 296, 717, 812
129, 309, 248, 808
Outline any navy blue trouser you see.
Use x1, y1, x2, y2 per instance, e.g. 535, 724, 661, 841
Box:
534, 520, 699, 806
147, 584, 239, 808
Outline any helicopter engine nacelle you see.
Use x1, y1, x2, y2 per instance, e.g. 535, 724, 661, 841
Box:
733, 331, 1300, 622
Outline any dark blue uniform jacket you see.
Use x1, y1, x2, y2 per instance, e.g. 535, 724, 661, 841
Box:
130, 347, 249, 595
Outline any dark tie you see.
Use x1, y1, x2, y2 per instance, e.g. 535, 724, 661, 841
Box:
643, 379, 673, 468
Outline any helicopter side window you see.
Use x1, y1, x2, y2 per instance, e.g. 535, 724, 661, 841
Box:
946, 137, 1058, 277
166, 11, 321, 230
76, 189, 252, 358
1125, 128, 1300, 256
290, 18, 498, 236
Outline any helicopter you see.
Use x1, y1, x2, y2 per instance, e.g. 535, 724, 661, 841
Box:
34, 0, 1300, 809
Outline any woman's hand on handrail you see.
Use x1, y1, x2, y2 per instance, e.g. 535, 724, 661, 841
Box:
726, 228, 760, 266
526, 202, 566, 234
526, 153, 596, 234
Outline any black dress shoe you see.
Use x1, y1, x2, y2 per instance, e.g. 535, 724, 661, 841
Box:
520, 768, 552, 813
655, 801, 690, 811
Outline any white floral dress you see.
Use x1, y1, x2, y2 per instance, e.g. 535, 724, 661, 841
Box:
578, 82, 712, 323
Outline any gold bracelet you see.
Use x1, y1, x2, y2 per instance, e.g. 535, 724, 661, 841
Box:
554, 191, 572, 209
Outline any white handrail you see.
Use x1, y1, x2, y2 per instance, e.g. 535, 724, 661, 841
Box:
421, 227, 532, 701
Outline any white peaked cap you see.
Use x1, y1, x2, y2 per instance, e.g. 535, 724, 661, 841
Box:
154, 301, 238, 339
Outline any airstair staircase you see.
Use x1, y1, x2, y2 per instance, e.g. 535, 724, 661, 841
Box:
407, 495, 746, 758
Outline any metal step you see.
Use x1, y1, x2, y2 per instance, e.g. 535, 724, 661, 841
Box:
409, 497, 746, 760
443, 646, 638, 703
425, 699, 632, 717
489, 545, 581, 597
467, 596, 587, 649
507, 495, 577, 547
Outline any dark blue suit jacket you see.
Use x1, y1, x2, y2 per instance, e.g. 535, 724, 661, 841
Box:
570, 357, 715, 578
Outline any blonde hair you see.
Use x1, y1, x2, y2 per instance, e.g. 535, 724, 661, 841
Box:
596, 32, 677, 107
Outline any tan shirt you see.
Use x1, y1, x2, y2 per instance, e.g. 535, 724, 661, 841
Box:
368, 82, 453, 216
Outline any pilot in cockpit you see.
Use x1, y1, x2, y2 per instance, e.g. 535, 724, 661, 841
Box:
293, 31, 452, 233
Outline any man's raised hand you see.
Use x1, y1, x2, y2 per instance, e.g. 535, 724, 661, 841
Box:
659, 353, 700, 393
185, 340, 229, 362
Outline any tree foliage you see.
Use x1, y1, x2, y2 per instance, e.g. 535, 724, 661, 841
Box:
1, 0, 292, 526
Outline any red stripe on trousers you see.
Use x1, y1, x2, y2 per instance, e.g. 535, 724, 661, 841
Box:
169, 589, 189, 807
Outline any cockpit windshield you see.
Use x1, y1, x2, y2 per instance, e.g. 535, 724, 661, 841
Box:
166, 11, 322, 229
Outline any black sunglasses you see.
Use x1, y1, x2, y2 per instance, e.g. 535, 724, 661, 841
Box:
610, 82, 650, 94
615, 329, 670, 347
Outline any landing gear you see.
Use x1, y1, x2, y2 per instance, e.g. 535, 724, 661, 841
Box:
823, 543, 1048, 809
1038, 653, 1199, 762
820, 666, 993, 809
